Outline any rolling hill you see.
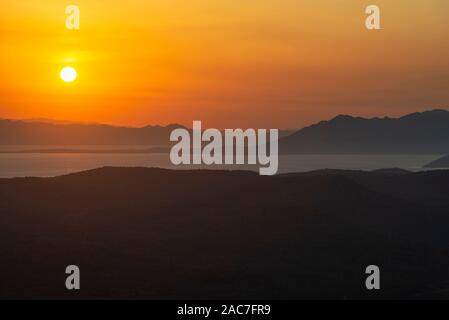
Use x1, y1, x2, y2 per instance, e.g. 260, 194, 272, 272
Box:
1, 167, 449, 299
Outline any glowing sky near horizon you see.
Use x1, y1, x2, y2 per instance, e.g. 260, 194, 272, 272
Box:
0, 0, 448, 128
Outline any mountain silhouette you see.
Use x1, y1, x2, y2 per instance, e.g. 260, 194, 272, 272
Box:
0, 119, 185, 146
1, 167, 449, 299
280, 109, 449, 154
424, 154, 449, 168
0, 119, 294, 148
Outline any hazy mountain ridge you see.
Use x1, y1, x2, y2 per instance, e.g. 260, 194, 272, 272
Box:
0, 119, 186, 146
2, 109, 449, 153
280, 109, 449, 154
0, 119, 294, 148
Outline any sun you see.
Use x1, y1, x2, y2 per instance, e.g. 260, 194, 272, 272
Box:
60, 66, 77, 83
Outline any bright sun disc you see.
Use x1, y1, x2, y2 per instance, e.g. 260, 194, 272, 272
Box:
60, 66, 77, 82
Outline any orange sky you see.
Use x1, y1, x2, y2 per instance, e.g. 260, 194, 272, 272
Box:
1, 0, 448, 128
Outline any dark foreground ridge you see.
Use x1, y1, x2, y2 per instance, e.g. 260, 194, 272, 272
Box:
1, 167, 449, 299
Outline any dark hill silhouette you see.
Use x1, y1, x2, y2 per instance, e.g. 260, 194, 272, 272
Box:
0, 119, 185, 146
424, 155, 449, 168
1, 167, 449, 299
280, 109, 449, 154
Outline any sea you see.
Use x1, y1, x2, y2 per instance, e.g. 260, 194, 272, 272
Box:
0, 145, 442, 178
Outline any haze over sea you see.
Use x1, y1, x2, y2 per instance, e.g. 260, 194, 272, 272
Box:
0, 147, 441, 178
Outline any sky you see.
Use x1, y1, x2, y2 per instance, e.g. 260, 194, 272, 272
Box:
0, 0, 448, 128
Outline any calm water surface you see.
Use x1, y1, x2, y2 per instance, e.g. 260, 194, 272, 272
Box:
0, 151, 442, 178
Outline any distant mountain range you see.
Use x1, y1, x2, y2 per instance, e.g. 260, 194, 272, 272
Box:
2, 109, 449, 154
280, 109, 449, 154
0, 119, 294, 148
0, 119, 185, 146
